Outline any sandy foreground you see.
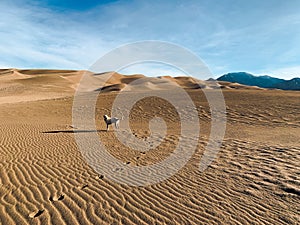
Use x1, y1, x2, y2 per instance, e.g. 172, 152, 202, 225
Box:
0, 69, 299, 224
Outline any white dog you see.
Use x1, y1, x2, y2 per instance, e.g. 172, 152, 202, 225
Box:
103, 115, 120, 131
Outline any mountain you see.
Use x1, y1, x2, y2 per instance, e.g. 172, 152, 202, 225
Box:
273, 78, 300, 90
217, 72, 300, 90
217, 72, 285, 88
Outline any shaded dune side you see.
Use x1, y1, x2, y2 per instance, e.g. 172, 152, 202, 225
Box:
218, 81, 266, 90
0, 69, 86, 104
18, 69, 79, 75
96, 73, 208, 91
173, 76, 207, 89
91, 72, 264, 92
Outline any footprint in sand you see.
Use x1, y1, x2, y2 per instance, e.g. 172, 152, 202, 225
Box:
49, 194, 64, 202
29, 209, 44, 218
80, 184, 89, 189
114, 168, 124, 172
96, 175, 104, 180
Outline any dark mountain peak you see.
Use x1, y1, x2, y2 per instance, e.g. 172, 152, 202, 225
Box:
274, 77, 300, 90
221, 72, 253, 78
206, 78, 216, 81
217, 72, 299, 90
259, 75, 274, 79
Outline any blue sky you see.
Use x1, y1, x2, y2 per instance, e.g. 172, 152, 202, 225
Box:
0, 0, 299, 79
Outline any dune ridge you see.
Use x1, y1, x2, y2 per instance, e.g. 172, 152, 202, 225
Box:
0, 69, 265, 104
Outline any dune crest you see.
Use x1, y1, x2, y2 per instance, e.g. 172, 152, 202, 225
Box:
0, 69, 266, 105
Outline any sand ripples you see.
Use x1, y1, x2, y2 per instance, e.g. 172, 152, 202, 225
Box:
0, 120, 299, 224
0, 77, 299, 224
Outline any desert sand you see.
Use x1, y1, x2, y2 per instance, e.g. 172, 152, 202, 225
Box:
0, 69, 299, 224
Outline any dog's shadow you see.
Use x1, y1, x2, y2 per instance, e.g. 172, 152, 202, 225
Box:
42, 129, 107, 134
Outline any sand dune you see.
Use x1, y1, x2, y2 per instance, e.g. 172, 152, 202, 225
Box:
0, 69, 264, 105
0, 69, 84, 104
0, 69, 299, 224
218, 81, 266, 90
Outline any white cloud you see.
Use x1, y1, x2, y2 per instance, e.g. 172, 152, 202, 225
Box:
0, 0, 226, 71
0, 0, 117, 69
263, 66, 300, 80
0, 0, 300, 80
118, 62, 187, 77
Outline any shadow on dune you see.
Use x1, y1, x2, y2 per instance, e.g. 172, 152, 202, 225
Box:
42, 129, 107, 134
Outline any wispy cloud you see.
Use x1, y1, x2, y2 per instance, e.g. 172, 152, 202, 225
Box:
0, 0, 223, 72
119, 62, 186, 77
261, 66, 300, 80
0, 0, 115, 69
0, 0, 300, 79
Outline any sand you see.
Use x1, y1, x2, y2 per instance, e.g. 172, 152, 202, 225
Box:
0, 69, 299, 224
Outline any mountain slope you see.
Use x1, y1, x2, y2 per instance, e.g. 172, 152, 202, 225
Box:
217, 72, 300, 90
217, 72, 285, 88
273, 78, 300, 90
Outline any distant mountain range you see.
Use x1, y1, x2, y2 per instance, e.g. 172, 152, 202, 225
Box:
217, 72, 300, 90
